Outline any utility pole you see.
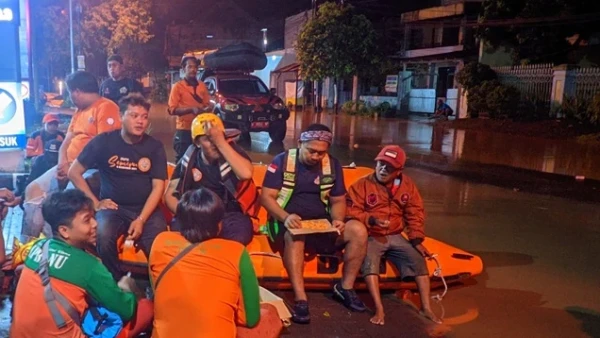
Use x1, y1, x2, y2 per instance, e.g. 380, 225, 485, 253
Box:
69, 0, 75, 74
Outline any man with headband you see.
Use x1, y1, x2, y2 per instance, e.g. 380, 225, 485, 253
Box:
260, 123, 368, 324
346, 145, 442, 325
164, 113, 259, 246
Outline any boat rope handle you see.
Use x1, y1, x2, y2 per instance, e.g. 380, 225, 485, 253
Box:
428, 254, 448, 301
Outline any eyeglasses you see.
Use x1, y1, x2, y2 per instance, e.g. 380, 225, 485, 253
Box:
303, 145, 328, 156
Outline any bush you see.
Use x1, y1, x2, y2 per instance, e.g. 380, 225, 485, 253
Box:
554, 95, 592, 124
457, 62, 497, 91
515, 97, 549, 121
487, 84, 520, 119
467, 80, 520, 119
342, 100, 374, 117
587, 92, 600, 126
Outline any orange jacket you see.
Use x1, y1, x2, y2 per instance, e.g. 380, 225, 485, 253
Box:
346, 174, 425, 241
25, 130, 65, 158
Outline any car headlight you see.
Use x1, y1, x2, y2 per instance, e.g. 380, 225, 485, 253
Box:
224, 103, 239, 112
272, 102, 285, 110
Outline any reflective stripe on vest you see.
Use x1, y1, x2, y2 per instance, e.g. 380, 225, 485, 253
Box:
268, 149, 334, 239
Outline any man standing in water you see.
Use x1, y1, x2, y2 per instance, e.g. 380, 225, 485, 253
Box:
168, 55, 212, 163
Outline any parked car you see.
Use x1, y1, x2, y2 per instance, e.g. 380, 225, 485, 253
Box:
202, 71, 289, 142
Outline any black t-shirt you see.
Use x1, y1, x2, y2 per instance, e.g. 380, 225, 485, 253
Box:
262, 152, 346, 220
100, 78, 143, 103
77, 130, 168, 208
171, 143, 251, 213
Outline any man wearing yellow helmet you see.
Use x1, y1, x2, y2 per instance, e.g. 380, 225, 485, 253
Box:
168, 55, 212, 163
164, 113, 258, 245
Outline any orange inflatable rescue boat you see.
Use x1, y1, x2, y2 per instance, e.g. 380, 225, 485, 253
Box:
118, 163, 483, 290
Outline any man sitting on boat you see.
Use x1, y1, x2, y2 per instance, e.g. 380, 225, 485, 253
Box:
346, 145, 442, 325
69, 94, 168, 280
260, 123, 368, 324
164, 113, 259, 246
150, 188, 282, 338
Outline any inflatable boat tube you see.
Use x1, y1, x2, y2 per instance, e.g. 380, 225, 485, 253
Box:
118, 163, 484, 290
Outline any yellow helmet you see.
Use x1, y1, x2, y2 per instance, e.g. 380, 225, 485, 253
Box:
191, 113, 225, 139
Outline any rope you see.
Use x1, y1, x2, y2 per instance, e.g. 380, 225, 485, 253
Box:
428, 254, 448, 301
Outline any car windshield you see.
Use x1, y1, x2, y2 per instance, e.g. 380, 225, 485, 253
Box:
218, 78, 269, 95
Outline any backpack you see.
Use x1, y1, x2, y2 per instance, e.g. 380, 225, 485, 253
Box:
35, 240, 124, 338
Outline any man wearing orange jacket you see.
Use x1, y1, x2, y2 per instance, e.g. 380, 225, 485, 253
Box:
25, 114, 65, 158
346, 145, 441, 326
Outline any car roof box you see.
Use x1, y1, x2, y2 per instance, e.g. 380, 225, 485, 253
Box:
204, 42, 267, 72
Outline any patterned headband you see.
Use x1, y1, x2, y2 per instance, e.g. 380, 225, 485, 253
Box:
300, 130, 333, 144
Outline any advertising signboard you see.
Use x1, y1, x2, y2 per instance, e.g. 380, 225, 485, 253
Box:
0, 82, 25, 149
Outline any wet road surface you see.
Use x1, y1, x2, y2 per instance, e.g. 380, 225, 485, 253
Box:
1, 105, 599, 337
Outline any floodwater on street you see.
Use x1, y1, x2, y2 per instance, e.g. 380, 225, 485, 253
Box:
132, 105, 600, 337
1, 105, 599, 337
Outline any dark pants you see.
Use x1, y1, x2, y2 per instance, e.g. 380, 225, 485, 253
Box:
96, 207, 167, 280
173, 130, 192, 163
172, 212, 254, 246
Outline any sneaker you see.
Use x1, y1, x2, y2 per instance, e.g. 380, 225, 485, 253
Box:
291, 300, 311, 324
333, 283, 366, 312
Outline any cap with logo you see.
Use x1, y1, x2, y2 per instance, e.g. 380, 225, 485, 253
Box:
375, 145, 407, 169
42, 114, 59, 124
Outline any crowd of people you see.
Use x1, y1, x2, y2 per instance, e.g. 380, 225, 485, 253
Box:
3, 54, 443, 337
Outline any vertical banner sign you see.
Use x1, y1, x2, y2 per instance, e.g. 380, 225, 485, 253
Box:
385, 75, 399, 93
0, 0, 25, 149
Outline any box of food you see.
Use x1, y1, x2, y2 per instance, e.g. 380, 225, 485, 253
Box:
287, 219, 340, 236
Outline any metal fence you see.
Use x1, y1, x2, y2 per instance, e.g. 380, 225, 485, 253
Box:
492, 64, 600, 104
573, 68, 600, 102
492, 64, 554, 105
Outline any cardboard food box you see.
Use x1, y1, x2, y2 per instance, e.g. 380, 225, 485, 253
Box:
260, 286, 292, 327
287, 219, 340, 236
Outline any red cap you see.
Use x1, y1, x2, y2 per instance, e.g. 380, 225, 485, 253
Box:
42, 114, 59, 124
375, 145, 406, 169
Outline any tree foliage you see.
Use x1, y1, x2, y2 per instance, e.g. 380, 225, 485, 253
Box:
479, 0, 600, 64
296, 2, 378, 81
456, 62, 497, 90
81, 0, 154, 57
37, 0, 155, 79
37, 4, 71, 77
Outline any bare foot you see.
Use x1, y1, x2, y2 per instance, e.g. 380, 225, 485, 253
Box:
420, 309, 442, 324
370, 310, 385, 326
